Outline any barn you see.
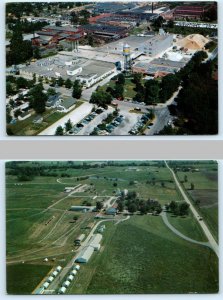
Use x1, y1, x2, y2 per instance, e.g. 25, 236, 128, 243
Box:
75, 246, 94, 263
88, 234, 102, 251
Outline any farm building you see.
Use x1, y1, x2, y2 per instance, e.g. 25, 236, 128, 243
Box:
73, 264, 80, 271
63, 280, 71, 288
71, 270, 77, 276
75, 246, 94, 263
86, 222, 94, 229
47, 276, 54, 283
52, 271, 58, 277
67, 275, 74, 281
43, 282, 50, 289
59, 287, 67, 294
88, 233, 102, 251
34, 287, 44, 294
75, 233, 85, 245
106, 207, 117, 216
56, 266, 62, 272
70, 205, 95, 212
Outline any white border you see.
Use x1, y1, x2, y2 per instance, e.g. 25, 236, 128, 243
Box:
0, 159, 222, 299
0, 0, 222, 139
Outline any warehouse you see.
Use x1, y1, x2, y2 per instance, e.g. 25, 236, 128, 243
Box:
132, 58, 188, 77
173, 5, 210, 19
75, 246, 94, 263
70, 205, 95, 212
81, 23, 128, 40
88, 233, 102, 250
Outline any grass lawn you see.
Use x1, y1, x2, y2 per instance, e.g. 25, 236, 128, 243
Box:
69, 216, 218, 294
8, 101, 84, 136
6, 264, 52, 294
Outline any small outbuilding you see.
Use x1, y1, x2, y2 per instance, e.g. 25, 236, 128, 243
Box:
88, 233, 102, 251
67, 275, 74, 281
43, 282, 50, 289
71, 270, 77, 276
52, 271, 58, 277
63, 280, 71, 288
106, 207, 117, 216
59, 287, 66, 294
56, 265, 62, 272
47, 276, 54, 283
73, 264, 80, 271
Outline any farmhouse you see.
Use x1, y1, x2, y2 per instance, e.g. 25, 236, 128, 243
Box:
75, 246, 95, 263
106, 207, 117, 216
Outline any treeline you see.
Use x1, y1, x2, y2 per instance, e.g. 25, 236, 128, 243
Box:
7, 19, 48, 34
158, 51, 218, 135
117, 191, 162, 215
166, 201, 190, 216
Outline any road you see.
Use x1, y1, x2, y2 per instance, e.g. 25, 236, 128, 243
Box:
38, 102, 93, 135
161, 210, 211, 248
165, 161, 219, 257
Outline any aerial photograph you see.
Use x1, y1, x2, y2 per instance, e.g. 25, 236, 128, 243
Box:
6, 160, 218, 294
6, 1, 218, 136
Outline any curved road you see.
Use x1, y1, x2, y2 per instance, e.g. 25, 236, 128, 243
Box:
161, 210, 211, 248
165, 161, 219, 257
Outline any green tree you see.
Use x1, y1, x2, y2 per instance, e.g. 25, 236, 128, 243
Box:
47, 88, 57, 96
144, 80, 160, 104
169, 201, 178, 214
117, 201, 124, 212
57, 77, 64, 87
178, 202, 190, 216
65, 119, 73, 132
55, 125, 64, 136
117, 73, 125, 85
72, 80, 82, 99
29, 83, 47, 114
90, 89, 112, 108
65, 78, 72, 89
184, 175, 188, 182
96, 201, 103, 211
128, 203, 137, 213
191, 182, 195, 190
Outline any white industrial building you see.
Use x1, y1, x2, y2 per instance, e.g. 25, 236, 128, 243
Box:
75, 246, 95, 263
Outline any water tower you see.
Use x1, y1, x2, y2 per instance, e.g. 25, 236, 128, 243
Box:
123, 43, 132, 72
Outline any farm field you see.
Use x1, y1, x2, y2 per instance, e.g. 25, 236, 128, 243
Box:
6, 161, 218, 294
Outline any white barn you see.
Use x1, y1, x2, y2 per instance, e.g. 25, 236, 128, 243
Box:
75, 246, 94, 263
88, 234, 102, 251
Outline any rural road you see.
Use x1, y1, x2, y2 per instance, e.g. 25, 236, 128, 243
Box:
161, 210, 211, 248
165, 161, 219, 257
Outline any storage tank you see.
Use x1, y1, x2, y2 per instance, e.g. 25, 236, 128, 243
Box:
43, 282, 49, 289
67, 275, 74, 282
123, 43, 130, 56
59, 286, 66, 294
56, 265, 62, 272
52, 271, 58, 277
63, 280, 71, 288
47, 276, 54, 283
71, 270, 77, 276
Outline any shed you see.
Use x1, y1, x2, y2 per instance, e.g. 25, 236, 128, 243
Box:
75, 246, 94, 263
52, 271, 58, 277
56, 265, 62, 272
47, 276, 54, 283
43, 282, 49, 289
75, 233, 85, 244
59, 287, 67, 294
71, 270, 77, 276
67, 275, 74, 281
73, 264, 80, 271
63, 280, 71, 287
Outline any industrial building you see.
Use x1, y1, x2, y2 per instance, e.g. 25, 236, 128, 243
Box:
173, 5, 210, 19
81, 23, 128, 40
75, 245, 95, 263
97, 34, 173, 58
20, 53, 116, 88
132, 57, 188, 77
